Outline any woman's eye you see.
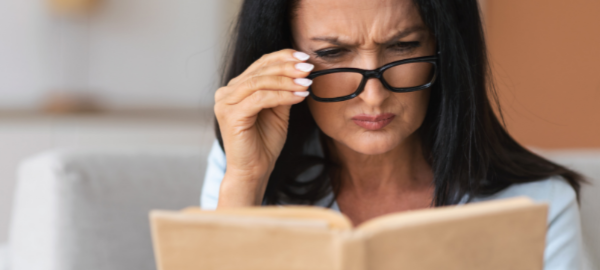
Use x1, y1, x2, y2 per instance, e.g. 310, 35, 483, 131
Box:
314, 48, 346, 59
390, 41, 421, 52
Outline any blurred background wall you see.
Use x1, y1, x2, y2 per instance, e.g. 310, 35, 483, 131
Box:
0, 0, 243, 111
0, 0, 598, 243
485, 0, 600, 149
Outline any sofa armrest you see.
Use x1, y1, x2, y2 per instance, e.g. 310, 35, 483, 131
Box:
0, 242, 7, 270
8, 147, 208, 270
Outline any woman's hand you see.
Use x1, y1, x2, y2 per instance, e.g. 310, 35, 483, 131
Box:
214, 49, 314, 208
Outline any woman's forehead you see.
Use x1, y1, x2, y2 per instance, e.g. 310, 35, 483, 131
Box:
293, 0, 425, 45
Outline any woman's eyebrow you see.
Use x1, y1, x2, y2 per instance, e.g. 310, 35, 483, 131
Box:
310, 26, 427, 47
376, 26, 427, 45
310, 35, 354, 47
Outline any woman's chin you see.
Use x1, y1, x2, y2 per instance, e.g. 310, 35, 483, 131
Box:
340, 134, 401, 156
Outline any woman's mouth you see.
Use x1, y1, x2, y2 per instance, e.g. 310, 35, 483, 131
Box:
351, 113, 396, 131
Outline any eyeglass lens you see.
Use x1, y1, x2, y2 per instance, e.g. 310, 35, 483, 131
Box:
310, 62, 434, 99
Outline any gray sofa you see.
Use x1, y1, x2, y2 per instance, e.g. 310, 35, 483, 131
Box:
6, 148, 209, 270
1, 147, 599, 270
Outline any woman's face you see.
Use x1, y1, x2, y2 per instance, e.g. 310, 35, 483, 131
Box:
292, 0, 436, 155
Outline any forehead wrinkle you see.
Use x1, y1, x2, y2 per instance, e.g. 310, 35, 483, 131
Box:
311, 25, 427, 48
374, 26, 428, 45
368, 2, 423, 44
295, 0, 424, 48
308, 16, 374, 47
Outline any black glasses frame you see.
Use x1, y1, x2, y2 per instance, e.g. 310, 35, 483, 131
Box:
306, 55, 438, 102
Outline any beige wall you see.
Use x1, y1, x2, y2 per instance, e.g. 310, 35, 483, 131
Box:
485, 0, 600, 149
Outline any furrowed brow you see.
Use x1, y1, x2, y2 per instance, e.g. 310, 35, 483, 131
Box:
310, 26, 427, 47
376, 26, 428, 45
310, 36, 358, 47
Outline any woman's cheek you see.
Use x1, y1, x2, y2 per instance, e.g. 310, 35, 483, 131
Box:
307, 100, 341, 137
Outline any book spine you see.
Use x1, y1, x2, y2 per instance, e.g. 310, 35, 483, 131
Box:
334, 231, 366, 270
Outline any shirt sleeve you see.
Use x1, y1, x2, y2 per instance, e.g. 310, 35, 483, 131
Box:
200, 140, 226, 210
469, 177, 584, 269
543, 178, 584, 270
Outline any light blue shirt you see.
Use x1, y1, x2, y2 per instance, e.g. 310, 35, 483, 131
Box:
201, 140, 583, 270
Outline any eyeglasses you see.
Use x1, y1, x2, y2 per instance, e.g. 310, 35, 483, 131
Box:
306, 55, 438, 102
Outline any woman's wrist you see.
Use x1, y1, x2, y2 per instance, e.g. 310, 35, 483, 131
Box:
217, 168, 272, 208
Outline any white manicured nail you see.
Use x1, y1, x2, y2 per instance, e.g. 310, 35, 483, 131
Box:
293, 51, 310, 61
294, 91, 310, 97
294, 78, 313, 86
295, 63, 314, 72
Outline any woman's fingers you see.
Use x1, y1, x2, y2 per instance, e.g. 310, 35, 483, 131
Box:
220, 75, 312, 105
214, 48, 313, 125
242, 49, 310, 77
258, 60, 314, 78
238, 89, 308, 116
215, 89, 308, 125
217, 60, 313, 103
216, 49, 313, 104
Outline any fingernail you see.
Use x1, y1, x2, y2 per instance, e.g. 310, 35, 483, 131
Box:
293, 51, 310, 61
295, 63, 314, 72
294, 91, 310, 97
294, 78, 313, 87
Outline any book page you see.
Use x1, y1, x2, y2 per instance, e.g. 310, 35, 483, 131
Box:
355, 197, 548, 270
151, 210, 341, 270
357, 197, 535, 232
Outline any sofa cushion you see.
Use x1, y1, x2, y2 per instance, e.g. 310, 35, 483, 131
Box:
8, 147, 208, 270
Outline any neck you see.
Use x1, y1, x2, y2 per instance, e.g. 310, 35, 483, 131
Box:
327, 133, 434, 195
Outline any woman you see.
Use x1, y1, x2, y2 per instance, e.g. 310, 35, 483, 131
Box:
202, 0, 585, 268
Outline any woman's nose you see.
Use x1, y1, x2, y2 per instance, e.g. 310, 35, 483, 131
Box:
357, 77, 391, 106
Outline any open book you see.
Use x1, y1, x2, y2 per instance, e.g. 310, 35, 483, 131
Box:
150, 197, 547, 270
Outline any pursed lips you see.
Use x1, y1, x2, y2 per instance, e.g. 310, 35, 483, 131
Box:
351, 113, 396, 131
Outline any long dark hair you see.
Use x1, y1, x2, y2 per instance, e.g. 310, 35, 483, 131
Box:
215, 0, 585, 206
